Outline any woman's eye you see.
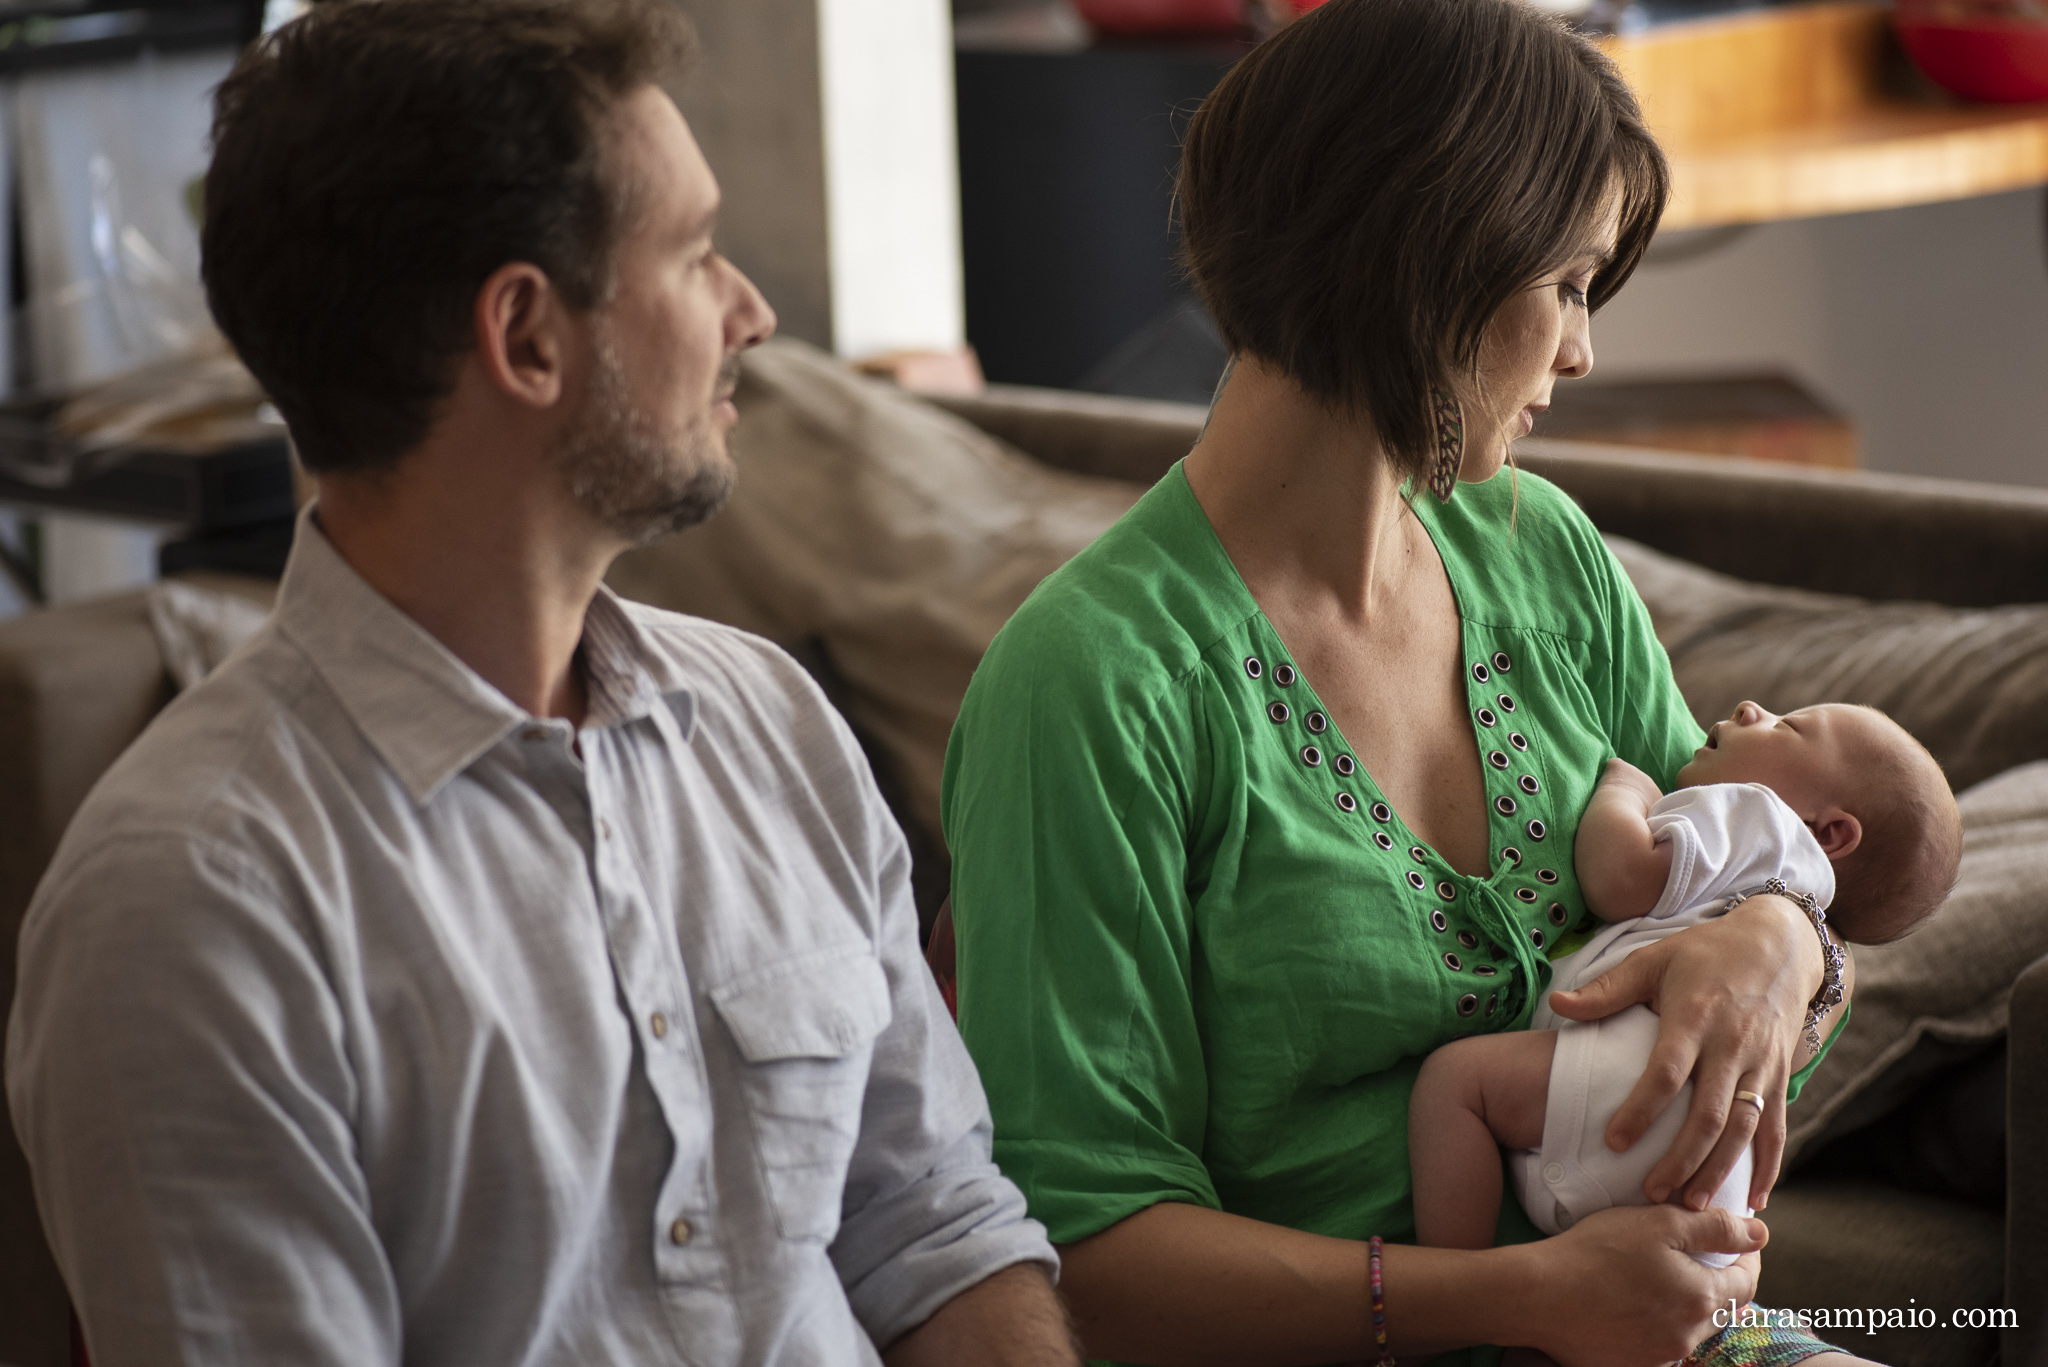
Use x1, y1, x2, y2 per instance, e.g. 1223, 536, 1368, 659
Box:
1559, 281, 1589, 309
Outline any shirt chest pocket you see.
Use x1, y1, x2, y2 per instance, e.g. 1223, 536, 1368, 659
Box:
710, 944, 892, 1243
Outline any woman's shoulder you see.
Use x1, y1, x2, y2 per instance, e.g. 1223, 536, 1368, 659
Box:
975, 465, 1258, 711
1424, 464, 1634, 638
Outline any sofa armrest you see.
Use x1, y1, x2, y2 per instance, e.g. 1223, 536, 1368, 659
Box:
2008, 952, 2048, 1367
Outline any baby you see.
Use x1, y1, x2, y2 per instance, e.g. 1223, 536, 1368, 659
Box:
1408, 700, 1962, 1265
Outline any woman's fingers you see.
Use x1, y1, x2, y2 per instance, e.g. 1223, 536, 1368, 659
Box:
1528, 1206, 1760, 1367
1748, 1085, 1788, 1211
1673, 1072, 1767, 1211
1547, 946, 1663, 1026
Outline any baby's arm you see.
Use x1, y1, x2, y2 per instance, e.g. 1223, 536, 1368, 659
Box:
1572, 758, 1674, 924
1408, 1030, 1557, 1250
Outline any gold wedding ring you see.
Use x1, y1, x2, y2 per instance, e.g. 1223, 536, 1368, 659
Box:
1733, 1090, 1765, 1111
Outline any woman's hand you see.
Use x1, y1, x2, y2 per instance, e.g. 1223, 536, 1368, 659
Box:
1545, 892, 1852, 1211
1511, 1205, 1765, 1367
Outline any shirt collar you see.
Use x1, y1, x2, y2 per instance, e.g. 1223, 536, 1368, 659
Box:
275, 503, 692, 805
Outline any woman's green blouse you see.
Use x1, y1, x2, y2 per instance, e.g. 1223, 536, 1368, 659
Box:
941, 461, 1833, 1260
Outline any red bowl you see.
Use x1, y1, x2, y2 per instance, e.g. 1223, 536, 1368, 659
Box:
1896, 11, 2048, 102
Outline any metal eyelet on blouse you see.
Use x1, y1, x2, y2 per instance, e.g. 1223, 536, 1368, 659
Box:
1530, 928, 1546, 949
1476, 707, 1498, 728
1336, 792, 1357, 813
1301, 745, 1323, 768
1410, 845, 1428, 863
1516, 888, 1538, 903
1492, 651, 1511, 672
1373, 832, 1395, 850
1444, 952, 1464, 971
1409, 871, 1428, 891
1537, 869, 1559, 884
1245, 657, 1263, 679
1501, 846, 1523, 865
1457, 992, 1479, 1016
1495, 795, 1518, 816
1307, 711, 1329, 734
1370, 801, 1392, 823
1488, 750, 1510, 769
1485, 992, 1498, 1015
1268, 701, 1291, 724
1334, 754, 1357, 777
1475, 963, 1497, 977
1457, 930, 1478, 949
1472, 662, 1491, 683
1548, 903, 1569, 926
1274, 664, 1297, 687
1519, 775, 1540, 795
1509, 733, 1528, 751
1497, 693, 1516, 713
1526, 819, 1547, 841
1437, 881, 1457, 902
1430, 909, 1449, 932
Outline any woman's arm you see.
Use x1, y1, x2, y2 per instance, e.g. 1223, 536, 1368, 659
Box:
1056, 1201, 1765, 1367
1547, 892, 1857, 1213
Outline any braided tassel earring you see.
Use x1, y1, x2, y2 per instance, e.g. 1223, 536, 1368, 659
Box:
1427, 387, 1465, 502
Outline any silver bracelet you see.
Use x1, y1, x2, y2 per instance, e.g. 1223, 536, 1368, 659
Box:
1727, 877, 1845, 1053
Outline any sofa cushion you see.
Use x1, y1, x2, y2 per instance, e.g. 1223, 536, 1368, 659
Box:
606, 337, 1147, 846
1607, 534, 2048, 793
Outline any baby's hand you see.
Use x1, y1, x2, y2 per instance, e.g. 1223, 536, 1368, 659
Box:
1598, 757, 1663, 808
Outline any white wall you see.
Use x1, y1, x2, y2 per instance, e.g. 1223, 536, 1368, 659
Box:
1593, 187, 2048, 490
676, 0, 963, 360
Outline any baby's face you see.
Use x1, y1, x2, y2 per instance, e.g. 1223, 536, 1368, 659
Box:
1675, 700, 1894, 818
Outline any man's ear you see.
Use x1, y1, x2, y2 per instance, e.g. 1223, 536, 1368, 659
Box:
1812, 807, 1863, 861
472, 262, 569, 409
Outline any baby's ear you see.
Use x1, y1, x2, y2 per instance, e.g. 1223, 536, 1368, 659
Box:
1812, 807, 1863, 861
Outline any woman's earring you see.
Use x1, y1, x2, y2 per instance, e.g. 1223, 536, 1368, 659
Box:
1427, 387, 1465, 502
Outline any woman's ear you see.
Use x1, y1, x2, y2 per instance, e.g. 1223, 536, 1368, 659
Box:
1811, 807, 1863, 861
471, 261, 568, 410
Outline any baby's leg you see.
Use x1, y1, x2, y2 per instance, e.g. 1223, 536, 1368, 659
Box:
1409, 1030, 1557, 1249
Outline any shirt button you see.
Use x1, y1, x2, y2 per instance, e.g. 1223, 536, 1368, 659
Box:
1544, 1163, 1565, 1184
650, 1012, 668, 1039
670, 1217, 693, 1246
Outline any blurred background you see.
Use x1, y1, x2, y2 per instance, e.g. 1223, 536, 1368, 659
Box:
3, 0, 2047, 624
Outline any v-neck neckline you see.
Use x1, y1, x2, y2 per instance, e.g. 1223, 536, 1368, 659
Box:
1170, 463, 1509, 886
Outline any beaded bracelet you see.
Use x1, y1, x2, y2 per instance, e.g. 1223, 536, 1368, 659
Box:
1729, 877, 1845, 1052
1368, 1234, 1394, 1367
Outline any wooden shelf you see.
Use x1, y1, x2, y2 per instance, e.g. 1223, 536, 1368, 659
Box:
1662, 98, 2048, 228
1600, 1, 2048, 229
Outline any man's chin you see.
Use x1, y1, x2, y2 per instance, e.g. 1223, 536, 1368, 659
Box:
610, 463, 736, 547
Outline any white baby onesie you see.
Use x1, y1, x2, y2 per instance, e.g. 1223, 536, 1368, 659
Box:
1510, 783, 1835, 1265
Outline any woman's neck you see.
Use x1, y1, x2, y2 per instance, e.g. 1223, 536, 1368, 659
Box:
1182, 354, 1423, 625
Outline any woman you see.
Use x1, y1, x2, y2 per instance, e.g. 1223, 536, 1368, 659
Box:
940, 1, 1859, 1363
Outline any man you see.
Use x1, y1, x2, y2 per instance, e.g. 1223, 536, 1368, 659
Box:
5, 2, 1073, 1363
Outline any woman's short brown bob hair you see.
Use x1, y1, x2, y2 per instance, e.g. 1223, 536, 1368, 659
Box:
1178, 0, 1667, 481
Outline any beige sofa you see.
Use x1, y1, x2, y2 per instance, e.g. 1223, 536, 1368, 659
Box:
3, 360, 2044, 1367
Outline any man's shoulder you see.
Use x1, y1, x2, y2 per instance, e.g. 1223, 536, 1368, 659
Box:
616, 599, 845, 730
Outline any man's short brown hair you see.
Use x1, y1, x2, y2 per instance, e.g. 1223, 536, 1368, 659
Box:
201, 0, 696, 473
1177, 0, 1667, 482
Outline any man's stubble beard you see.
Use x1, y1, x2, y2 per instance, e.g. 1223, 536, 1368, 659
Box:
558, 336, 738, 547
